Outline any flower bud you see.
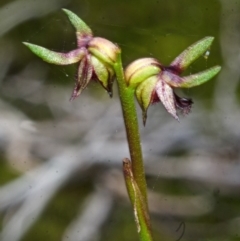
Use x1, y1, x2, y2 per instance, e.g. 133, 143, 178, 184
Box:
125, 58, 161, 88
88, 37, 120, 65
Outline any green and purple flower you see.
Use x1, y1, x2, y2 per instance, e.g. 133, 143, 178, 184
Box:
125, 37, 221, 124
23, 9, 119, 100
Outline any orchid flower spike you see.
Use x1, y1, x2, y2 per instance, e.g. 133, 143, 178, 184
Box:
125, 37, 221, 125
23, 9, 120, 100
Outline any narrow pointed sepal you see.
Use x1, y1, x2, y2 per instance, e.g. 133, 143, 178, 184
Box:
105, 67, 115, 97
70, 55, 93, 101
62, 9, 93, 47
179, 65, 221, 88
170, 36, 214, 73
155, 78, 179, 120
23, 42, 85, 65
125, 58, 161, 88
161, 66, 221, 88
135, 76, 158, 125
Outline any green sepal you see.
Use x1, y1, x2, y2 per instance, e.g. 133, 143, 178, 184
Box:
62, 9, 92, 38
23, 42, 85, 65
180, 65, 221, 87
125, 58, 161, 89
91, 55, 114, 96
170, 36, 214, 72
135, 76, 158, 125
91, 55, 108, 85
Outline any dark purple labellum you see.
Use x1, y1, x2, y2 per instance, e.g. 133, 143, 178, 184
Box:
174, 93, 193, 115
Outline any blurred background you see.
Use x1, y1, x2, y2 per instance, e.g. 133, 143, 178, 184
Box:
0, 0, 239, 240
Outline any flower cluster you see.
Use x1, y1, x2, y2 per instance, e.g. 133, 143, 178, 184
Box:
24, 9, 221, 125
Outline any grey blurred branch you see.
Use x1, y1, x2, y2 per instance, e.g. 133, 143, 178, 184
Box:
0, 0, 68, 37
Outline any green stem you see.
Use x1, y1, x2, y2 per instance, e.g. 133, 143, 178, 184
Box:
114, 50, 152, 241
123, 158, 153, 241
113, 51, 148, 205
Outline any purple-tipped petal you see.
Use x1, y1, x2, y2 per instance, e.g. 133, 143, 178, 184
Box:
170, 36, 214, 73
70, 55, 93, 100
161, 65, 221, 89
23, 42, 85, 65
155, 79, 178, 120
159, 70, 183, 88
